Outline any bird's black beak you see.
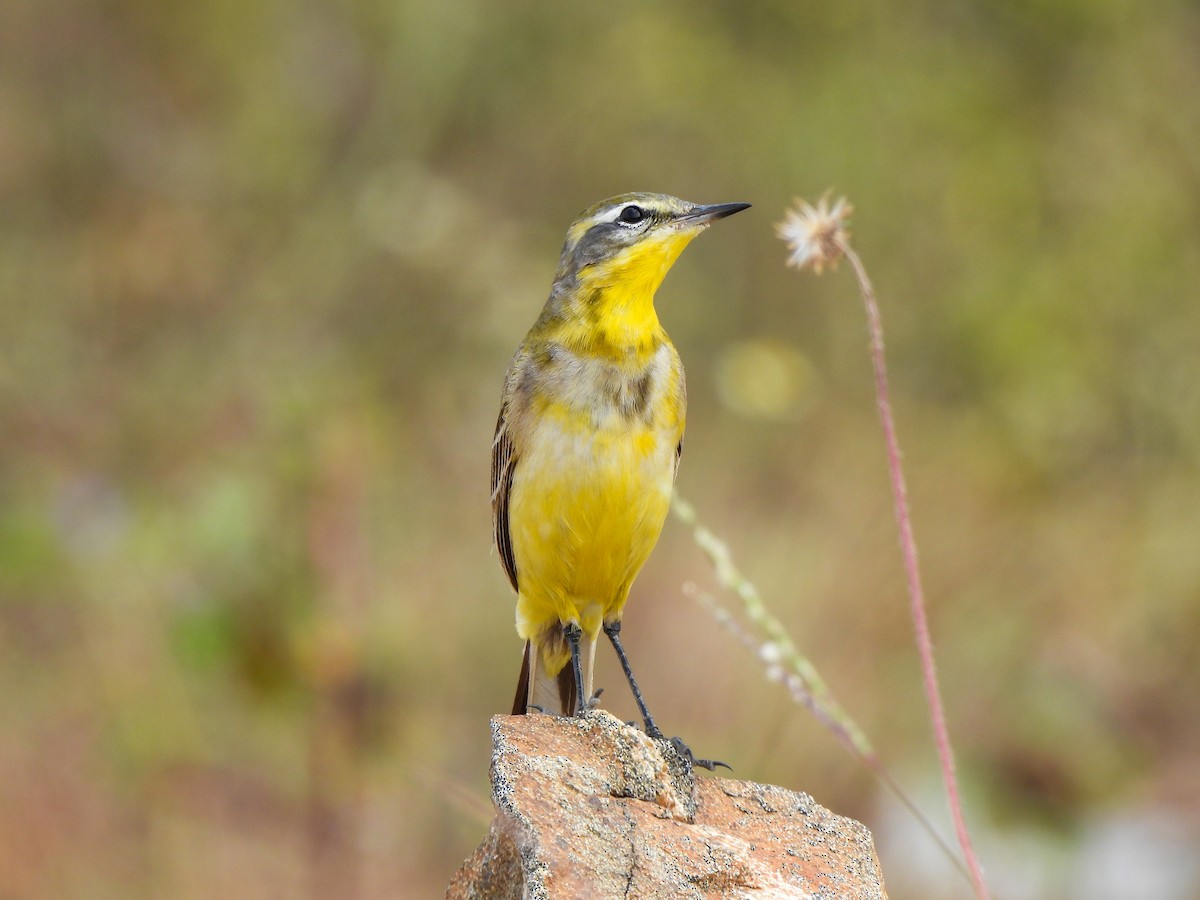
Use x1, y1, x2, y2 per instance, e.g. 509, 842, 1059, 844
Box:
677, 202, 752, 226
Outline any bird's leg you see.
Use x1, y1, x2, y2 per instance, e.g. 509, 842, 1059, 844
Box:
563, 622, 588, 717
601, 619, 663, 738
602, 619, 730, 771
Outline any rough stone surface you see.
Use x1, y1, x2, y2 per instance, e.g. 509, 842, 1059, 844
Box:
447, 712, 888, 899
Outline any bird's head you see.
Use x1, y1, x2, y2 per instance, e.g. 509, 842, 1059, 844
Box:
553, 193, 750, 294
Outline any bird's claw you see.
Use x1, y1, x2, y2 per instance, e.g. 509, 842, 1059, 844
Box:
576, 688, 604, 715
657, 734, 731, 772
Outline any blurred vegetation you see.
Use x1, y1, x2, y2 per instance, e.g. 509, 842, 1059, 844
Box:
2, 0, 1199, 897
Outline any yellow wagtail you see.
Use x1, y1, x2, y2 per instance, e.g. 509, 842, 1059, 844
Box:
491, 193, 749, 755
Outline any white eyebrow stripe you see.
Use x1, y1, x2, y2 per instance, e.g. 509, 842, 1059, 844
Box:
597, 204, 656, 229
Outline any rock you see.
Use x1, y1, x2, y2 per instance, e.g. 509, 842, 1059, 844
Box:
447, 712, 888, 899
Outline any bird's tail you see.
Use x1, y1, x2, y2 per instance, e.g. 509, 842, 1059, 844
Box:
511, 633, 592, 716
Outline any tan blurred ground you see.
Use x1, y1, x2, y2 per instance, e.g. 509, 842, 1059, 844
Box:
2, 2, 1199, 897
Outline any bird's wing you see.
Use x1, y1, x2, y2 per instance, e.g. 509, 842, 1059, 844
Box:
491, 402, 519, 592
672, 360, 686, 482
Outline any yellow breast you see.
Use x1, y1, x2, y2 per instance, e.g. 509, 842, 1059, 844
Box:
510, 412, 675, 636
508, 343, 684, 642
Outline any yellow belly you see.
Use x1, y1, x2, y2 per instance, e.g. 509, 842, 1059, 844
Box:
509, 409, 676, 648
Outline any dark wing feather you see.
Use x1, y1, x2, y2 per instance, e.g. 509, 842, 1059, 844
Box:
511, 640, 531, 715
673, 356, 686, 482
491, 405, 519, 592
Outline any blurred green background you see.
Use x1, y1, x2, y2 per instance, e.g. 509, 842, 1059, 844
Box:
3, 1, 1199, 897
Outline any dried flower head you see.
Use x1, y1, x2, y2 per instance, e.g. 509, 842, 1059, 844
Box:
776, 194, 853, 274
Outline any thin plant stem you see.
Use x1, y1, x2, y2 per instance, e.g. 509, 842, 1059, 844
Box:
836, 234, 990, 900
684, 579, 975, 883
673, 498, 868, 755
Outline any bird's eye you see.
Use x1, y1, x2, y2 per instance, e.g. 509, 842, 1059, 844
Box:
617, 205, 646, 225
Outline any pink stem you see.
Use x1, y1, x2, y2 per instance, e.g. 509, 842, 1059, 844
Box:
839, 238, 990, 900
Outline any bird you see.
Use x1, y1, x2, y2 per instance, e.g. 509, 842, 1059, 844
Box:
490, 192, 750, 751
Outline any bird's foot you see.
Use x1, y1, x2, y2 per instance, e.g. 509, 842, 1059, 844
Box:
654, 732, 731, 772
574, 688, 604, 716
